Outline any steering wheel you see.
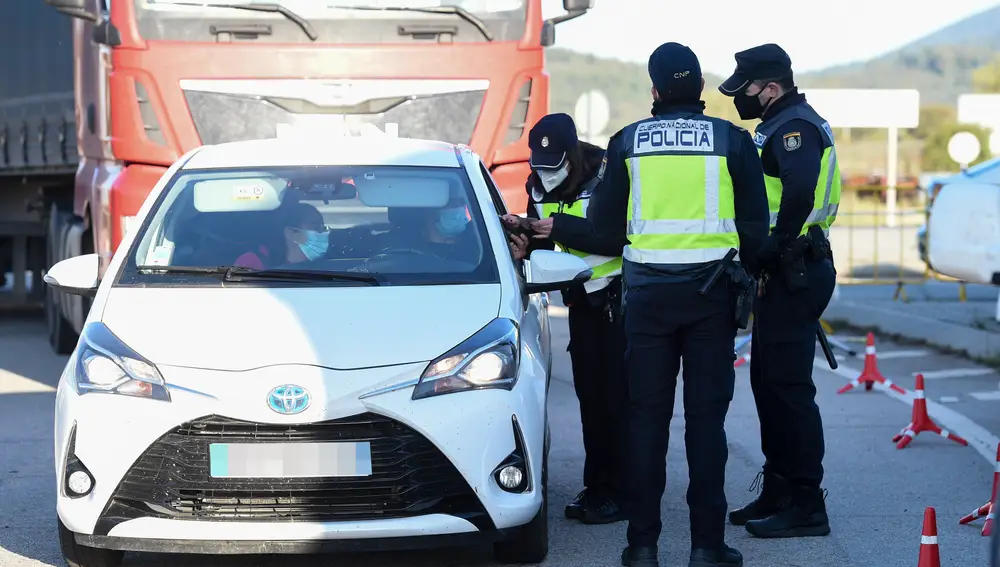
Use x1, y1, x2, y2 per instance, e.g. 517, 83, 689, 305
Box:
366, 246, 434, 263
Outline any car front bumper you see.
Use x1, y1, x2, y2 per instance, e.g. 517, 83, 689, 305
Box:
54, 358, 546, 548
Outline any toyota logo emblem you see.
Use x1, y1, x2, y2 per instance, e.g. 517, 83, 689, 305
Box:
266, 385, 311, 415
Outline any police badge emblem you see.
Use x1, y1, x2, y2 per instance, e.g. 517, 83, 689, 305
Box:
541, 136, 549, 147
783, 132, 802, 151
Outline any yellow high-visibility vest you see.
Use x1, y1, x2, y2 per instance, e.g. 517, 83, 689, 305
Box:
620, 114, 740, 265
751, 102, 841, 235
536, 188, 622, 293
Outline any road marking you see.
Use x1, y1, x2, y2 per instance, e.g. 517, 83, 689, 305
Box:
0, 369, 55, 394
939, 396, 961, 403
815, 357, 1000, 464
877, 349, 931, 359
913, 368, 995, 379
969, 391, 1000, 401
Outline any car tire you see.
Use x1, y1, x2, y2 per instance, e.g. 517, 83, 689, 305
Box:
58, 519, 124, 567
492, 449, 549, 564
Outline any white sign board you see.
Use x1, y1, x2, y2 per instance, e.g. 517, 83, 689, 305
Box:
948, 131, 981, 165
958, 94, 1000, 129
797, 88, 920, 128
574, 90, 610, 136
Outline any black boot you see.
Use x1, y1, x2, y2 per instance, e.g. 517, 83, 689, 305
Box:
581, 492, 624, 524
745, 485, 830, 538
564, 489, 590, 520
689, 545, 743, 567
728, 470, 791, 526
621, 545, 658, 567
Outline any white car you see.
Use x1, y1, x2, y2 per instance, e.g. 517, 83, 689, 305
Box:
43, 136, 594, 566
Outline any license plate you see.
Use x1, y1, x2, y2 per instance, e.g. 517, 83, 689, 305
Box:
209, 442, 372, 479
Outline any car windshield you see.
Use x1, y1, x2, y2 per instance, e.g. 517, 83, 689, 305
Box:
116, 164, 499, 287
132, 0, 528, 43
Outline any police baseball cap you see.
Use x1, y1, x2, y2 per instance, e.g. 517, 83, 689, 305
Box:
719, 43, 793, 96
528, 113, 578, 170
648, 42, 702, 102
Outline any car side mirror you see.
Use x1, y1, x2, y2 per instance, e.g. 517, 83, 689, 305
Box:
524, 250, 592, 294
43, 254, 100, 299
43, 0, 98, 22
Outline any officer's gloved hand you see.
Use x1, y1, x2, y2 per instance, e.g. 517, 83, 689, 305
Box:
758, 235, 779, 268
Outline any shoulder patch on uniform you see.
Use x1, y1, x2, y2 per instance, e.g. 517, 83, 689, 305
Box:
782, 132, 802, 151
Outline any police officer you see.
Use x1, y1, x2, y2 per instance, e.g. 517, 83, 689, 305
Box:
718, 44, 839, 539
504, 113, 629, 525
588, 43, 769, 567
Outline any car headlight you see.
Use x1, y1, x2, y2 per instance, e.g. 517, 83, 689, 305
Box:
412, 318, 519, 400
73, 322, 170, 402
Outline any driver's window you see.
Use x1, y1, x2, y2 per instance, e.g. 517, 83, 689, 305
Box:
479, 162, 522, 269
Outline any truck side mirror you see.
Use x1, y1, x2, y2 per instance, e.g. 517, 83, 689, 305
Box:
43, 0, 98, 22
544, 0, 593, 35
563, 0, 595, 10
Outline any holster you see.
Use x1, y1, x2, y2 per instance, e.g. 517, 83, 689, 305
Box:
776, 237, 810, 293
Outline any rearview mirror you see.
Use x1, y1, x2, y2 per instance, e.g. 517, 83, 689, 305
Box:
524, 250, 592, 294
927, 183, 1000, 284
563, 0, 594, 10
43, 0, 98, 22
545, 0, 592, 30
43, 254, 100, 298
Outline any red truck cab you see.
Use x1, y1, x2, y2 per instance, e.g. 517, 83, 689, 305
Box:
37, 0, 593, 352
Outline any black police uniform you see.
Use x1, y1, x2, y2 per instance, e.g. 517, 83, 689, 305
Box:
523, 114, 629, 524
590, 42, 770, 567
719, 44, 837, 539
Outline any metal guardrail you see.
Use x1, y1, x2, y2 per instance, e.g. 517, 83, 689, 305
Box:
830, 186, 969, 302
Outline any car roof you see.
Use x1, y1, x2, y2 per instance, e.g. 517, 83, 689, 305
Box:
182, 136, 467, 170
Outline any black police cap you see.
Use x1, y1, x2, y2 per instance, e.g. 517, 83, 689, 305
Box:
528, 113, 578, 170
718, 43, 793, 97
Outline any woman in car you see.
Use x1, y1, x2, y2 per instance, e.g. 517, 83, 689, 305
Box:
504, 113, 629, 526
234, 201, 329, 269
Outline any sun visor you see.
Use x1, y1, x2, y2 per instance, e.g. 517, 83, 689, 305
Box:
192, 176, 287, 212
354, 172, 451, 208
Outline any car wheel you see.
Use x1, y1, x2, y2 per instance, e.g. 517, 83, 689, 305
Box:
492, 450, 549, 564
58, 519, 124, 567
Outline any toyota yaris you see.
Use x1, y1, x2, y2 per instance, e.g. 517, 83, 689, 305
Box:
43, 137, 594, 566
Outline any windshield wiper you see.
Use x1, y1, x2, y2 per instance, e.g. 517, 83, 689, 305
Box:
327, 4, 492, 41
223, 266, 381, 285
166, 2, 318, 40
137, 265, 380, 285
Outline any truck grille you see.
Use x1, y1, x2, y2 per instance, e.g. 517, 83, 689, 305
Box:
183, 89, 485, 146
94, 413, 492, 535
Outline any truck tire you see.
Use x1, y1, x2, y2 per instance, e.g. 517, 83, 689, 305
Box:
493, 447, 549, 564
46, 205, 78, 355
58, 519, 124, 567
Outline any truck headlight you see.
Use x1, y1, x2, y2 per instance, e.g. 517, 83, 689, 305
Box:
412, 318, 519, 400
73, 322, 170, 402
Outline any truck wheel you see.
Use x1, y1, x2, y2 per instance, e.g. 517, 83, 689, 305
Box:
493, 450, 549, 564
46, 205, 78, 355
58, 519, 124, 567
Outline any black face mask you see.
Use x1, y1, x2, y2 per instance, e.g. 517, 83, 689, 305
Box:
734, 93, 764, 120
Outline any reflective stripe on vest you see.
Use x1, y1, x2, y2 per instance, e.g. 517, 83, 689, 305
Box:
536, 196, 622, 293
753, 102, 842, 235
622, 115, 739, 265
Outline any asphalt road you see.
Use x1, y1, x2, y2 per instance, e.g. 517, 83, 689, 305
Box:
2, 311, 999, 567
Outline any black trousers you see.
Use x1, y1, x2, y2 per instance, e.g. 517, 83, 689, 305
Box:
623, 279, 737, 549
749, 256, 836, 487
566, 278, 628, 499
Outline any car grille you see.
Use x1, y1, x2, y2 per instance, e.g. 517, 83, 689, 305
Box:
183, 89, 485, 146
95, 413, 492, 534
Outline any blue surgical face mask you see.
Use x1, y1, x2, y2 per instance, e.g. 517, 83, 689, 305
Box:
436, 207, 469, 237
296, 229, 329, 261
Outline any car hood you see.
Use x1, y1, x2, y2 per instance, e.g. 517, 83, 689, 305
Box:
100, 284, 501, 371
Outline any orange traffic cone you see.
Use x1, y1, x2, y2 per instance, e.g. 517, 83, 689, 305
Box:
917, 507, 941, 567
893, 374, 968, 449
961, 442, 999, 536
837, 332, 907, 394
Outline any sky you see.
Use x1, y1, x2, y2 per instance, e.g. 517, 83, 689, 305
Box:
539, 0, 1000, 77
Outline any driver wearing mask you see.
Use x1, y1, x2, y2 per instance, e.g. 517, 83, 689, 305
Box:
422, 199, 474, 260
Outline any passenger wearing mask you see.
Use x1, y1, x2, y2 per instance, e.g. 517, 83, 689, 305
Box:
234, 202, 328, 268
588, 42, 770, 567
504, 113, 629, 527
